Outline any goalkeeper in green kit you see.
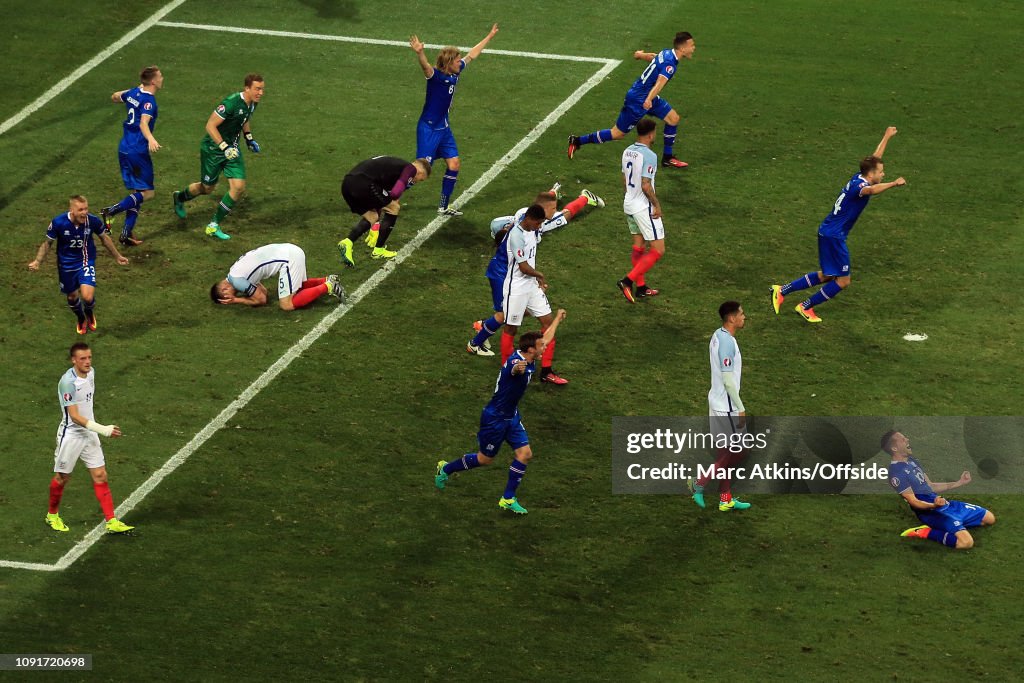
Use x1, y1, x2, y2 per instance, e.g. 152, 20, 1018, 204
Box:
173, 73, 265, 240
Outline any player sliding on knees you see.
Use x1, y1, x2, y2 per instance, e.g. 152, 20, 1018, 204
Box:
468, 183, 603, 360
770, 127, 906, 323
211, 243, 344, 311
436, 310, 567, 515
568, 31, 695, 168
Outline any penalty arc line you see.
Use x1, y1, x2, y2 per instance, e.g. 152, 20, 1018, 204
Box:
1, 55, 621, 572
0, 0, 189, 138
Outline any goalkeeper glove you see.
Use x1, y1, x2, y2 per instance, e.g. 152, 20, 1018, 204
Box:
219, 141, 239, 160
244, 132, 261, 153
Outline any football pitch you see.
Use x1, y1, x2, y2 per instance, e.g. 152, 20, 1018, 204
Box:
1, 0, 1022, 679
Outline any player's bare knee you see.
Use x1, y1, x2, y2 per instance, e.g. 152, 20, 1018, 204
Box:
665, 110, 681, 126
200, 183, 215, 195
476, 453, 494, 466
494, 312, 505, 324
89, 467, 108, 484
955, 532, 974, 549
984, 511, 996, 525
278, 298, 295, 311
837, 276, 851, 289
447, 157, 461, 172
140, 189, 155, 201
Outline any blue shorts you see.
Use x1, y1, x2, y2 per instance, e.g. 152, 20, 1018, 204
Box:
119, 150, 155, 191
477, 411, 529, 458
488, 277, 503, 312
58, 265, 96, 294
916, 499, 989, 534
416, 121, 459, 163
615, 96, 673, 133
817, 234, 850, 277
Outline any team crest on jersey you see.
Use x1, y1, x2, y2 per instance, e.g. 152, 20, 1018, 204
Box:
889, 476, 899, 488
723, 358, 732, 368
62, 392, 72, 401
143, 102, 152, 110
216, 104, 226, 115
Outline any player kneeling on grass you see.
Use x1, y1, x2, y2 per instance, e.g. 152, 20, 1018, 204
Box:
435, 311, 566, 515
47, 343, 134, 534
883, 430, 996, 549
211, 243, 344, 311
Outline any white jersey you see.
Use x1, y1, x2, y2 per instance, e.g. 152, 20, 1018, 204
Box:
502, 223, 540, 295
622, 142, 659, 215
226, 243, 307, 299
57, 367, 95, 435
708, 328, 742, 413
502, 206, 570, 240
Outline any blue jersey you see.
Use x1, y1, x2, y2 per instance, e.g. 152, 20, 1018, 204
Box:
45, 212, 108, 272
118, 86, 158, 155
888, 456, 937, 504
818, 173, 871, 239
626, 49, 679, 103
420, 60, 466, 130
483, 350, 536, 420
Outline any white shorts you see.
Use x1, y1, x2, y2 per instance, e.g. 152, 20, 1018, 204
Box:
626, 210, 665, 242
54, 427, 105, 474
708, 408, 746, 440
503, 284, 552, 326
277, 244, 308, 299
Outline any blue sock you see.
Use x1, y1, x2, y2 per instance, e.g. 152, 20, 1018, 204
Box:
68, 298, 85, 322
439, 169, 459, 210
443, 452, 481, 475
580, 129, 613, 146
108, 191, 144, 217
471, 315, 502, 347
502, 460, 527, 499
927, 528, 958, 548
663, 124, 678, 156
801, 280, 843, 309
122, 207, 139, 239
781, 272, 822, 296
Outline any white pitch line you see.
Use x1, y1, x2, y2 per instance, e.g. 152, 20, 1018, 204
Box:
156, 21, 617, 64
0, 0, 189, 138
2, 53, 621, 572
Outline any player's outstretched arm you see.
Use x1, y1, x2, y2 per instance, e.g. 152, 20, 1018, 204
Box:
28, 239, 52, 270
873, 126, 898, 158
464, 23, 499, 64
110, 89, 126, 103
99, 233, 129, 265
410, 35, 434, 77
925, 471, 971, 493
541, 309, 567, 346
861, 177, 906, 196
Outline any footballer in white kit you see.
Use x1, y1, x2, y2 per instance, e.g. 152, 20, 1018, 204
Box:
622, 139, 663, 241
501, 212, 551, 327
211, 242, 343, 311
55, 365, 104, 473
708, 304, 746, 438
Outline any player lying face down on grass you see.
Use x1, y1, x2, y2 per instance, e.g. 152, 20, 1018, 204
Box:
337, 156, 432, 267
210, 243, 344, 311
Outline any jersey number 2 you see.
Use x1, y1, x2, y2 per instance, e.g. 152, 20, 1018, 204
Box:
625, 161, 636, 188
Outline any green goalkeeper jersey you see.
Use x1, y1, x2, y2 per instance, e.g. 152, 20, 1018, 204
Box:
202, 92, 257, 148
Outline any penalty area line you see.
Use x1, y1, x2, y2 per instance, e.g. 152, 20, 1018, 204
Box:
155, 21, 618, 64
2, 51, 620, 573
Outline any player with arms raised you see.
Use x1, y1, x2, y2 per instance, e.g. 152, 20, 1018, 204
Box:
410, 23, 498, 216
173, 73, 265, 240
435, 310, 567, 515
771, 127, 906, 323
100, 65, 163, 246
568, 31, 695, 168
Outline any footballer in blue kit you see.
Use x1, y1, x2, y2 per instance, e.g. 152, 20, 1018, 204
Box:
100, 66, 164, 246
435, 311, 567, 515
568, 32, 695, 168
28, 196, 129, 335
410, 24, 499, 216
882, 430, 996, 549
771, 127, 907, 323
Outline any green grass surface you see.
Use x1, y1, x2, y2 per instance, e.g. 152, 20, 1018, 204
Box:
1, 0, 1022, 679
